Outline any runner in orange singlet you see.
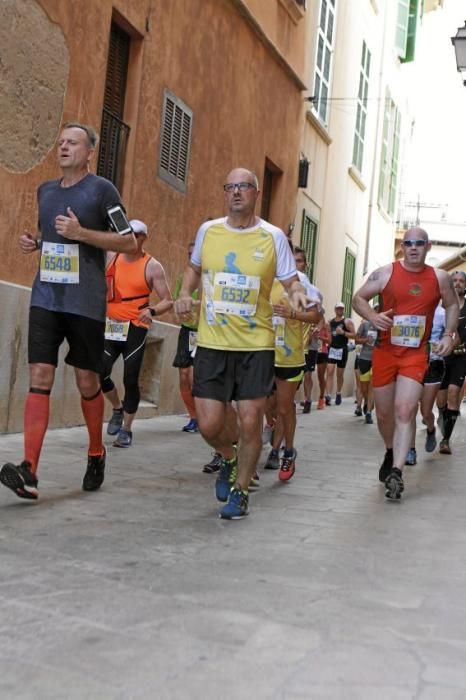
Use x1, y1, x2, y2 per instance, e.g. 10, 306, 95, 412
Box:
352, 228, 458, 500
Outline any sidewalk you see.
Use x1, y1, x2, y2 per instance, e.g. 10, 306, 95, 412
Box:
1, 401, 466, 699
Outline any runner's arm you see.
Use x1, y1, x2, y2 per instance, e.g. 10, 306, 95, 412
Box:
141, 259, 173, 321
54, 207, 137, 253
352, 264, 392, 329
435, 270, 460, 356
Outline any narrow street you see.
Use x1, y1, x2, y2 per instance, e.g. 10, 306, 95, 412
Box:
1, 401, 465, 699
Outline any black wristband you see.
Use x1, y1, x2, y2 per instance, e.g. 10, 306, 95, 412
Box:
149, 308, 157, 317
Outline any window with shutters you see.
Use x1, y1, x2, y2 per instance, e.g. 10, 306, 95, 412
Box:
158, 90, 193, 193
341, 248, 356, 317
352, 41, 371, 173
97, 22, 131, 192
313, 0, 336, 125
378, 90, 401, 217
395, 0, 420, 63
300, 211, 318, 283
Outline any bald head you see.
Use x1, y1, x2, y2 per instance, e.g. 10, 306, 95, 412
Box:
225, 168, 259, 190
403, 227, 428, 243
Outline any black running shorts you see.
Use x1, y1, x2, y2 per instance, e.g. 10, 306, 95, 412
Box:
423, 359, 445, 386
172, 324, 196, 369
440, 354, 466, 390
28, 306, 105, 373
193, 347, 274, 402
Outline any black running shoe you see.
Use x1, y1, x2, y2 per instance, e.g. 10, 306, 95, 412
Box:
82, 449, 106, 491
378, 449, 393, 483
202, 452, 222, 474
385, 468, 404, 500
0, 461, 38, 500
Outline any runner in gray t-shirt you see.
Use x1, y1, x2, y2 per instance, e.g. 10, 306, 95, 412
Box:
0, 123, 136, 502
355, 310, 378, 424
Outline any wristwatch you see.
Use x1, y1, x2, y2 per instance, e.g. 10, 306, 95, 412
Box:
149, 308, 157, 317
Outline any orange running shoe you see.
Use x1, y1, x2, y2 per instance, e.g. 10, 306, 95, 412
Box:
317, 397, 325, 410
279, 449, 297, 482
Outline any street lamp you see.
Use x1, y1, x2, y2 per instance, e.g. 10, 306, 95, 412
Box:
451, 21, 466, 86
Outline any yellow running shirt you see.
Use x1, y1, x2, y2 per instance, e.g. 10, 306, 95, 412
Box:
270, 279, 306, 367
191, 218, 297, 351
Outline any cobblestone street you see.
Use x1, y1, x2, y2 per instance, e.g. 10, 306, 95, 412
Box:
1, 401, 466, 699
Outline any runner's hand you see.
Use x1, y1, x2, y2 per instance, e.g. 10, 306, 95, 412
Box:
289, 290, 313, 311
55, 207, 83, 240
174, 296, 200, 319
435, 335, 454, 357
372, 309, 394, 331
19, 233, 39, 254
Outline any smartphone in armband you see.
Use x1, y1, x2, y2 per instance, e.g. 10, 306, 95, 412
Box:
107, 205, 132, 235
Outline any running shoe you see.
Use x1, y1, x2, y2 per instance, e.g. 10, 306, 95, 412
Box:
219, 488, 249, 519
303, 401, 311, 414
354, 407, 363, 417
325, 394, 331, 406
113, 428, 132, 448
107, 408, 123, 436
82, 449, 106, 491
202, 452, 222, 474
279, 448, 297, 482
182, 418, 199, 433
335, 393, 342, 406
0, 460, 38, 500
249, 471, 260, 490
385, 468, 404, 500
264, 449, 280, 470
317, 397, 325, 410
425, 429, 437, 453
365, 411, 373, 424
215, 457, 238, 502
405, 448, 417, 466
439, 439, 452, 455
378, 449, 393, 483
262, 423, 274, 446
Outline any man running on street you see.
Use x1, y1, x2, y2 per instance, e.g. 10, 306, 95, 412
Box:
174, 168, 308, 519
1, 122, 136, 500
102, 219, 172, 447
352, 227, 458, 500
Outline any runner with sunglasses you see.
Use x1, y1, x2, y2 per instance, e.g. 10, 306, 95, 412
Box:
352, 228, 458, 500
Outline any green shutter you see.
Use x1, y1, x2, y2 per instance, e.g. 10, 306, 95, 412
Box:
342, 248, 356, 317
300, 211, 318, 283
395, 0, 410, 59
402, 0, 420, 63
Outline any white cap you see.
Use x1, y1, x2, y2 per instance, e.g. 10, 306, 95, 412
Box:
335, 301, 345, 308
129, 219, 148, 235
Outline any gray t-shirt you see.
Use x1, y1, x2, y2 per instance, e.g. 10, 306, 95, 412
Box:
357, 320, 378, 361
31, 174, 122, 321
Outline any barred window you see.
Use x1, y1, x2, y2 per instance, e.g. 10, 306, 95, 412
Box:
158, 90, 193, 193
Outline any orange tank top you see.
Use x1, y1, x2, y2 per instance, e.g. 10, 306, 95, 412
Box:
379, 261, 440, 355
106, 253, 152, 328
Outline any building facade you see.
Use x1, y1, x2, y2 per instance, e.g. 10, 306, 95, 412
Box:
0, 0, 308, 431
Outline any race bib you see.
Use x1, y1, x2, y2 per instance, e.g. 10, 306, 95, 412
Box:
212, 272, 260, 316
40, 243, 79, 284
105, 318, 130, 341
188, 330, 197, 355
328, 347, 343, 361
272, 315, 285, 347
391, 315, 426, 348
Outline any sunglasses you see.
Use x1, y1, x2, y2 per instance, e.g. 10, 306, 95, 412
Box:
402, 239, 427, 247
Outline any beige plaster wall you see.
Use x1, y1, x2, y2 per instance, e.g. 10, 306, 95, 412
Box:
0, 281, 184, 434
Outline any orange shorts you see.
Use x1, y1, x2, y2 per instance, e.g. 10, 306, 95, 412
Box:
372, 347, 428, 388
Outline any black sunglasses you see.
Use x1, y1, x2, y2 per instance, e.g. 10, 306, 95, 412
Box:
402, 239, 427, 247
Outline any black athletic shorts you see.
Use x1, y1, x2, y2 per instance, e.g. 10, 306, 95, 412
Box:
423, 359, 445, 385
28, 306, 105, 373
354, 355, 360, 371
440, 354, 466, 390
305, 350, 317, 372
358, 358, 372, 376
173, 325, 196, 368
193, 347, 274, 402
327, 347, 348, 369
316, 352, 328, 365
275, 365, 306, 382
